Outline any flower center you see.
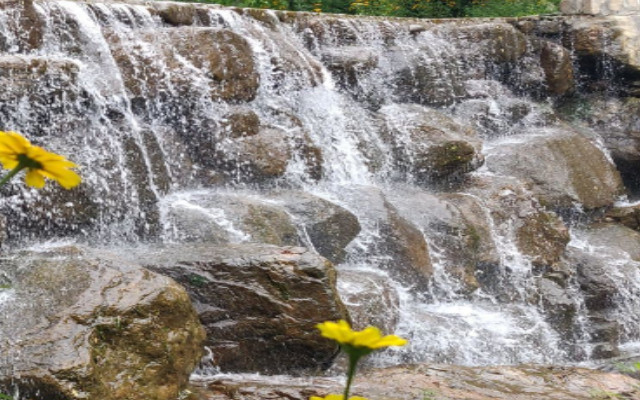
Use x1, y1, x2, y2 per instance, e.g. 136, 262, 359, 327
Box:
17, 154, 42, 170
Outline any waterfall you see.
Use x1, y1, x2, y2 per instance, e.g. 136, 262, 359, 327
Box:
0, 0, 639, 372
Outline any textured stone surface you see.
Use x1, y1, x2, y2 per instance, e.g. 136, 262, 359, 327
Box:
145, 244, 348, 374
379, 104, 483, 183
485, 127, 625, 210
0, 248, 205, 400
267, 190, 361, 264
187, 364, 640, 400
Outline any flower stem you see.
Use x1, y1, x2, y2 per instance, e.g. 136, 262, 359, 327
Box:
343, 353, 360, 400
0, 164, 24, 188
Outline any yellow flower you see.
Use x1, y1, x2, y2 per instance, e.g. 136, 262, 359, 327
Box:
310, 395, 368, 400
0, 131, 81, 189
316, 320, 407, 349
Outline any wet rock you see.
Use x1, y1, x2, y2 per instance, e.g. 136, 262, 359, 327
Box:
337, 269, 400, 333
582, 222, 640, 261
321, 46, 378, 90
170, 28, 259, 103
434, 22, 528, 64
379, 104, 483, 183
110, 28, 259, 104
155, 2, 198, 26
188, 363, 640, 400
267, 190, 361, 264
215, 126, 291, 181
572, 96, 640, 193
214, 121, 323, 182
536, 277, 577, 337
572, 247, 620, 311
485, 126, 625, 210
516, 212, 570, 267
540, 41, 575, 96
160, 191, 301, 246
388, 188, 498, 294
0, 249, 205, 400
466, 174, 572, 290
0, 0, 45, 52
220, 107, 261, 138
0, 55, 93, 136
451, 82, 557, 137
388, 45, 467, 106
339, 186, 433, 289
145, 243, 348, 374
605, 203, 640, 231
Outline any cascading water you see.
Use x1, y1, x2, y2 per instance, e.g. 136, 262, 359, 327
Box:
1, 0, 640, 382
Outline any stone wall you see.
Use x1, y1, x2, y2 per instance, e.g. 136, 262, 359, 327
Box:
561, 0, 640, 15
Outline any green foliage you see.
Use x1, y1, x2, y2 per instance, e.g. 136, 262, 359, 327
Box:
0, 394, 12, 400
167, 0, 560, 17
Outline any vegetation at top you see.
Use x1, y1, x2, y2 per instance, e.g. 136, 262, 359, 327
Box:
170, 0, 561, 18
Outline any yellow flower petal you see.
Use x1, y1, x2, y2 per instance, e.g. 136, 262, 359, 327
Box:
0, 131, 81, 189
316, 320, 407, 350
25, 169, 45, 188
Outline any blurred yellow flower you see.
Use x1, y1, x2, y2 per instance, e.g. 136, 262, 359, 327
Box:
0, 131, 81, 189
316, 320, 407, 349
310, 395, 368, 400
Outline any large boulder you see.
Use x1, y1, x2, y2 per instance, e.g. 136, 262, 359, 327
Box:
563, 16, 640, 78
379, 104, 483, 183
0, 247, 205, 400
214, 124, 322, 182
188, 363, 640, 400
387, 44, 467, 106
581, 222, 640, 261
540, 41, 575, 96
145, 244, 349, 374
159, 191, 301, 246
485, 126, 625, 210
333, 186, 433, 289
605, 202, 640, 231
566, 245, 637, 359
451, 81, 557, 138
267, 190, 361, 264
337, 269, 400, 333
387, 188, 499, 295
431, 22, 528, 64
108, 27, 259, 104
572, 96, 640, 193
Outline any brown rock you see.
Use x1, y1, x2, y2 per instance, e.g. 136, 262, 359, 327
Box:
605, 203, 640, 230
516, 211, 570, 267
220, 107, 261, 138
145, 243, 348, 374
0, 249, 205, 400
581, 222, 640, 262
540, 41, 575, 96
155, 2, 198, 26
187, 364, 640, 400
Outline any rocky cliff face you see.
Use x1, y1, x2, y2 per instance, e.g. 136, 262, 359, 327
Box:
1, 0, 640, 397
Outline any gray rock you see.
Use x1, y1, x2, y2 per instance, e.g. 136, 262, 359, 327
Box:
338, 269, 400, 333
160, 191, 301, 246
267, 190, 361, 264
379, 104, 483, 183
485, 126, 625, 210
